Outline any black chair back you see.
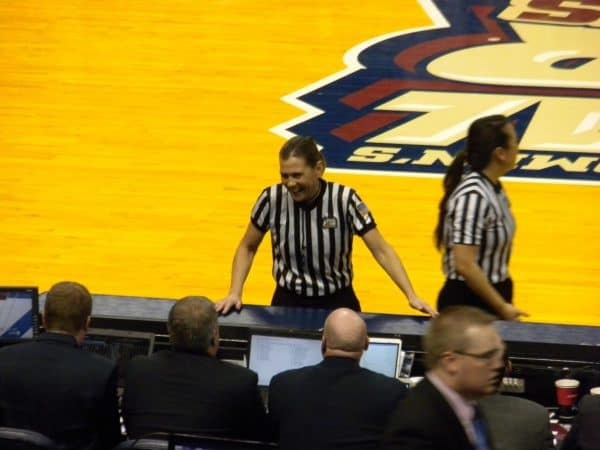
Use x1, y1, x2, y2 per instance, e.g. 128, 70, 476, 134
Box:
113, 438, 169, 450
0, 427, 58, 450
168, 433, 278, 449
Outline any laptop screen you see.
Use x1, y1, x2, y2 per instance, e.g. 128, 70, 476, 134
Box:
248, 332, 402, 386
248, 333, 322, 387
0, 286, 39, 341
359, 337, 403, 379
82, 328, 155, 383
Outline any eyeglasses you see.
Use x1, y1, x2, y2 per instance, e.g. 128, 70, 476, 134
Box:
453, 346, 506, 363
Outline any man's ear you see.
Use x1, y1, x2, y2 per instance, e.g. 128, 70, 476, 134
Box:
440, 351, 459, 375
212, 326, 220, 347
83, 316, 91, 333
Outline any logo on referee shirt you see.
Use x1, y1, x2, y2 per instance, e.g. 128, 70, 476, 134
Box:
271, 0, 599, 184
322, 217, 338, 229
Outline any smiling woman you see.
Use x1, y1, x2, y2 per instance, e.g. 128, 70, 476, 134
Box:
216, 136, 437, 316
279, 136, 325, 204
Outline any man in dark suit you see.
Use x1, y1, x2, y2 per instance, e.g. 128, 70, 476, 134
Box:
0, 281, 122, 450
268, 308, 407, 450
122, 296, 268, 440
383, 306, 505, 450
561, 393, 600, 450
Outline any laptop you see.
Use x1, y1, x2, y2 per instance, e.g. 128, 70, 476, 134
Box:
247, 330, 403, 389
82, 328, 155, 386
360, 336, 404, 379
0, 286, 40, 342
247, 331, 323, 388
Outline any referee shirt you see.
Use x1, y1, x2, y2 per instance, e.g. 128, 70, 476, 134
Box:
250, 179, 376, 297
442, 171, 515, 283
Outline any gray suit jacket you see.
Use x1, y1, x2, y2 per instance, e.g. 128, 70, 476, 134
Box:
479, 394, 554, 450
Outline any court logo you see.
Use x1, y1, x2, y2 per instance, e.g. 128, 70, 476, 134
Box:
271, 0, 600, 184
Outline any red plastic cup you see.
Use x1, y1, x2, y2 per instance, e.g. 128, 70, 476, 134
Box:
555, 379, 579, 407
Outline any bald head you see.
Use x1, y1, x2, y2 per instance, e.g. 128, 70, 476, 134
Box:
322, 308, 368, 360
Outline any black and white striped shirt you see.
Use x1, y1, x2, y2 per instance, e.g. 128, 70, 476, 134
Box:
250, 179, 376, 297
442, 172, 515, 283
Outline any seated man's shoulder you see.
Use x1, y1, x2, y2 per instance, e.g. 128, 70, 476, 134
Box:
0, 341, 31, 355
80, 347, 118, 368
217, 358, 259, 379
481, 394, 547, 415
580, 393, 600, 411
270, 365, 313, 385
356, 367, 406, 391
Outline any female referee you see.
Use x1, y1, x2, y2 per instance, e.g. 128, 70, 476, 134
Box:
216, 135, 436, 316
434, 115, 528, 320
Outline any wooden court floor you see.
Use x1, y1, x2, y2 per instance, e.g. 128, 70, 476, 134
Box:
0, 0, 598, 325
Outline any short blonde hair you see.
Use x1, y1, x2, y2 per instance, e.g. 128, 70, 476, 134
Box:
168, 296, 217, 353
423, 306, 496, 370
44, 281, 92, 333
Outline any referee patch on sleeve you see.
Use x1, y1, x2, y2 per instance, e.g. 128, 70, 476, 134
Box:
356, 201, 370, 218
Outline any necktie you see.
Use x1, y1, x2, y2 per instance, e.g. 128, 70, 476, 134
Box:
472, 405, 490, 450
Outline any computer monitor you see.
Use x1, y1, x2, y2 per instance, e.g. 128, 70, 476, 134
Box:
360, 337, 403, 379
0, 286, 39, 341
248, 332, 322, 387
82, 328, 155, 383
247, 331, 402, 387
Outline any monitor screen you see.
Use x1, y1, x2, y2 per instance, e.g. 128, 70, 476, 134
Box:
248, 332, 402, 386
0, 286, 39, 340
359, 337, 403, 379
82, 328, 155, 383
248, 333, 322, 387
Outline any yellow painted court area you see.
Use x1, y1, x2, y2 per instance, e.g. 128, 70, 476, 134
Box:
0, 0, 598, 325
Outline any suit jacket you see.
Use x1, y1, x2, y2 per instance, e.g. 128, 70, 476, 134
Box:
479, 394, 554, 450
0, 333, 122, 450
382, 377, 479, 450
561, 394, 600, 450
268, 356, 407, 450
122, 349, 268, 440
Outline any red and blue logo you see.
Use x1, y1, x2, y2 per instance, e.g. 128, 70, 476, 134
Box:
272, 0, 600, 184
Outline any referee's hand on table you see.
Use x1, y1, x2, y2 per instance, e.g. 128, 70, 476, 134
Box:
407, 295, 438, 317
215, 294, 243, 315
499, 303, 529, 321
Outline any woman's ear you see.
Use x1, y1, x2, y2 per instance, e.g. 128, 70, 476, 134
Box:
315, 159, 325, 176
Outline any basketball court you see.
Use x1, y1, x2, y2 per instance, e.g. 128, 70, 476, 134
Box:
0, 0, 598, 325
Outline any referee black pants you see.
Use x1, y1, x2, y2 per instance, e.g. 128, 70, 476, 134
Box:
271, 285, 361, 312
437, 278, 513, 318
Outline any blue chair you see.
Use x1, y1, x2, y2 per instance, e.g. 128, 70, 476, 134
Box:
0, 427, 58, 450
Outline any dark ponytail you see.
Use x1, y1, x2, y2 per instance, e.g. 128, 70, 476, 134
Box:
434, 115, 510, 250
434, 150, 468, 249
